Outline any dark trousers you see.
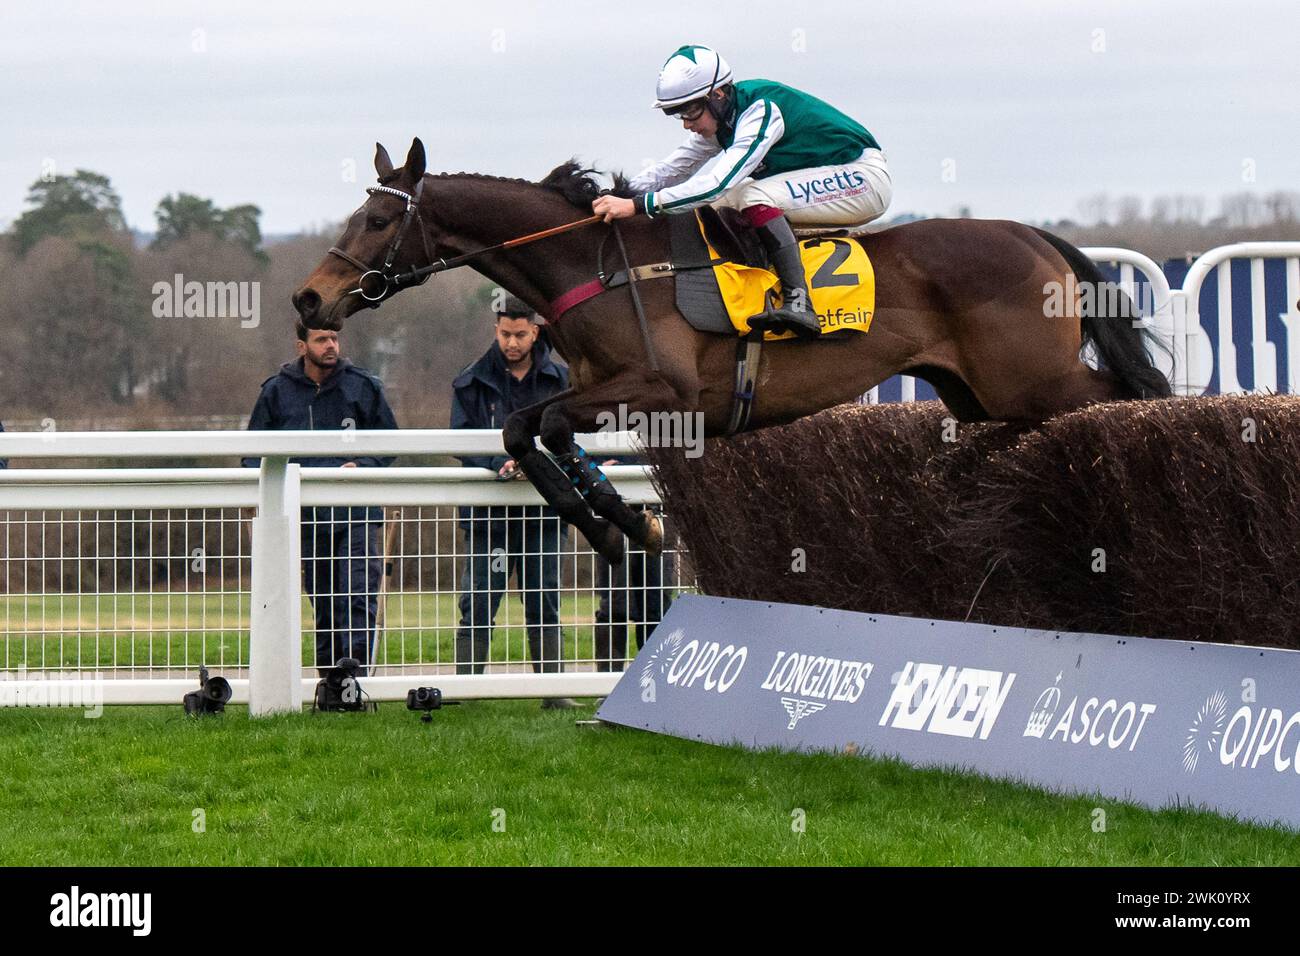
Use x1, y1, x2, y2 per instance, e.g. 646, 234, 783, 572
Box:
594, 546, 675, 672
456, 516, 565, 674
301, 509, 382, 671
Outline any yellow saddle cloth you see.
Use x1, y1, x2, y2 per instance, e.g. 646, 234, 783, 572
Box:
698, 218, 877, 340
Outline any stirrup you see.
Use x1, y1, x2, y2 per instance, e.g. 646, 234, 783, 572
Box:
747, 290, 820, 339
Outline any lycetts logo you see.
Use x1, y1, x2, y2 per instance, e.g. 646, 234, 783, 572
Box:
784, 170, 868, 205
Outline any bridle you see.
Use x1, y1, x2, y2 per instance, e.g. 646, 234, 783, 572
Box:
320, 175, 757, 436
327, 177, 603, 306
327, 180, 436, 305
320, 177, 689, 416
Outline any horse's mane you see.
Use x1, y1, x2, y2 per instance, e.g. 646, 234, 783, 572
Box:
538, 160, 635, 206
426, 161, 634, 208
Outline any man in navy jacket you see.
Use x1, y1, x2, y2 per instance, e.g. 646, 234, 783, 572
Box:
592, 455, 675, 671
244, 323, 398, 673
450, 296, 575, 706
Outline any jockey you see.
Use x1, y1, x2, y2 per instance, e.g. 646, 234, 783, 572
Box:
593, 44, 892, 338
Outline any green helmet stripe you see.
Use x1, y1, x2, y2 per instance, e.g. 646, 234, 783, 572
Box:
666, 44, 706, 66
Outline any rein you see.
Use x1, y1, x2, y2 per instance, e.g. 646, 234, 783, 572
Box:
329, 178, 602, 305
329, 178, 760, 435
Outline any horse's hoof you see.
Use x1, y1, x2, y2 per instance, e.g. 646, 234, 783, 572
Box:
641, 511, 664, 558
589, 520, 625, 565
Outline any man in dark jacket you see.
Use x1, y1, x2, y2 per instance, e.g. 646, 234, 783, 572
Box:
0, 421, 7, 469
244, 323, 398, 673
451, 296, 575, 707
592, 456, 675, 671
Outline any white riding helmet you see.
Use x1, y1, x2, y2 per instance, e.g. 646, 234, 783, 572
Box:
652, 44, 734, 111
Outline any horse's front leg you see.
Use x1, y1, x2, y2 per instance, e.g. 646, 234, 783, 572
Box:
502, 392, 625, 564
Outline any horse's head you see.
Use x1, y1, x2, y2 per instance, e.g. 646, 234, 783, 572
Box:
292, 138, 430, 330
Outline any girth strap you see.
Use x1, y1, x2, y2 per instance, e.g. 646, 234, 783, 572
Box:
726, 331, 764, 435
545, 248, 766, 436
546, 262, 679, 321
547, 279, 606, 321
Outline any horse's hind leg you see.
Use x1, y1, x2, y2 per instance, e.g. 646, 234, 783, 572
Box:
538, 402, 664, 558
964, 350, 1121, 420
502, 395, 625, 565
536, 372, 695, 557
903, 364, 991, 422
949, 293, 1122, 420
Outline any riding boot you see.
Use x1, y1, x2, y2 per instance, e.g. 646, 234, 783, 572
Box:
753, 215, 820, 339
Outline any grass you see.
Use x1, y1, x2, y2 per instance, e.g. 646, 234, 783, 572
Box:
0, 592, 612, 670
0, 701, 1297, 866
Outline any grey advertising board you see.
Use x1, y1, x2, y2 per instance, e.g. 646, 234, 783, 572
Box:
597, 595, 1300, 829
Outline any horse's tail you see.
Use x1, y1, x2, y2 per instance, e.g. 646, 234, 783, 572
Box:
1031, 227, 1172, 399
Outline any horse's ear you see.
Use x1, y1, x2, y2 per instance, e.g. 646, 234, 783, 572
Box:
375, 143, 395, 181
404, 138, 427, 181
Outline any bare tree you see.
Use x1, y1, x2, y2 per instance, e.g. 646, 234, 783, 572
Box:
1264, 191, 1300, 225
1077, 193, 1111, 226
1116, 196, 1143, 225
1172, 194, 1205, 224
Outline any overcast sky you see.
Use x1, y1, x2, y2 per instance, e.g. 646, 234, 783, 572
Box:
2, 0, 1296, 234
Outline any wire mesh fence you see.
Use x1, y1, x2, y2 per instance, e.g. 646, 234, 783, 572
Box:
0, 507, 251, 676
0, 501, 692, 681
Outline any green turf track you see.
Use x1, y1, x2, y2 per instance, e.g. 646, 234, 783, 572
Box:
0, 592, 610, 670
0, 701, 1297, 866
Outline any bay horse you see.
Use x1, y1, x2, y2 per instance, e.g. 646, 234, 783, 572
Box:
292, 138, 1171, 564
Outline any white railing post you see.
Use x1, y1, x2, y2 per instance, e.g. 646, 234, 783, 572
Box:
1180, 242, 1300, 396
1283, 257, 1300, 394
249, 457, 303, 716
1166, 291, 1191, 395
1250, 258, 1278, 393
1214, 262, 1241, 393
1158, 287, 1186, 395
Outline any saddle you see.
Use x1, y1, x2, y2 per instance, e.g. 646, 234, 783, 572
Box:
583, 209, 878, 435
664, 209, 877, 340
697, 207, 765, 268
697, 207, 867, 265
